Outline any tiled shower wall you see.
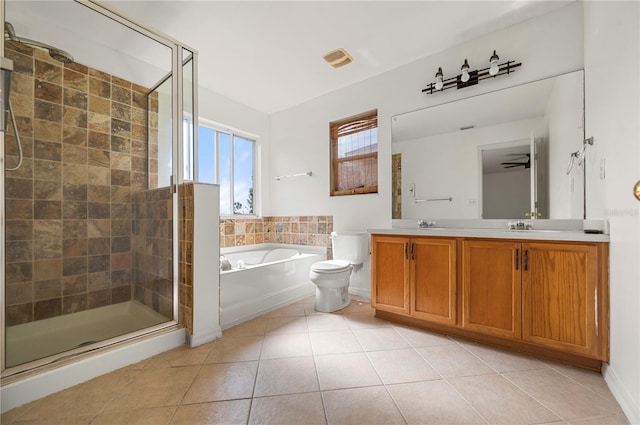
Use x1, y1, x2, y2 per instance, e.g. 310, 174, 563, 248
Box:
220, 216, 334, 257
4, 41, 159, 326
392, 153, 402, 219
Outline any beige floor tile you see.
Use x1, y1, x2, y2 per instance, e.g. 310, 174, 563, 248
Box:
309, 330, 364, 356
19, 367, 138, 420
1, 400, 40, 425
260, 333, 313, 359
306, 314, 350, 332
322, 386, 405, 425
223, 316, 268, 337
568, 414, 630, 425
314, 352, 381, 390
335, 298, 373, 315
416, 344, 495, 378
267, 303, 306, 317
503, 369, 623, 421
368, 348, 440, 384
205, 335, 263, 363
353, 327, 411, 351
11, 415, 96, 425
182, 362, 258, 404
254, 356, 319, 397
170, 399, 251, 425
553, 365, 615, 399
265, 316, 308, 334
91, 406, 176, 425
387, 380, 485, 425
249, 392, 327, 425
343, 311, 393, 329
104, 366, 200, 413
392, 324, 455, 347
461, 342, 548, 373
145, 342, 214, 368
304, 302, 328, 316
449, 373, 561, 424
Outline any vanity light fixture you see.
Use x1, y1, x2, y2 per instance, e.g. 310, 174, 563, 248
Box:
460, 59, 470, 83
422, 50, 521, 95
434, 67, 444, 90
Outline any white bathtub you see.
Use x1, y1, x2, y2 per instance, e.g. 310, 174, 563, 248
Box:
220, 244, 326, 329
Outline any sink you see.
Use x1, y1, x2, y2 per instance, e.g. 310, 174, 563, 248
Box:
418, 227, 447, 230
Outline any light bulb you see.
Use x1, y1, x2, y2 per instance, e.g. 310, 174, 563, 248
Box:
460, 59, 470, 83
434, 67, 444, 90
489, 50, 500, 76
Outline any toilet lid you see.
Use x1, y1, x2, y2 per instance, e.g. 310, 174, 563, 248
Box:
311, 260, 351, 273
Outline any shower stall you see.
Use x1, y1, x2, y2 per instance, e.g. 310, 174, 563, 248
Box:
1, 0, 196, 378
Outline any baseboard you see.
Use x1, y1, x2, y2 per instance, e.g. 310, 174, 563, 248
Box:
602, 363, 640, 424
187, 327, 222, 347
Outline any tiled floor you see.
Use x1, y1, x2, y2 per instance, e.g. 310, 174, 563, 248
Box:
1, 296, 629, 425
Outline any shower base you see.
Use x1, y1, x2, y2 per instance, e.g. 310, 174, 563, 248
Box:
5, 301, 169, 368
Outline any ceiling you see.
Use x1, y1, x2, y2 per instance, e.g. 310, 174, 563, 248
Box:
6, 1, 572, 115
102, 1, 572, 114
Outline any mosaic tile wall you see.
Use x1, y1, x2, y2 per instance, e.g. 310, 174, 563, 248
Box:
220, 216, 334, 258
4, 40, 159, 326
392, 153, 402, 219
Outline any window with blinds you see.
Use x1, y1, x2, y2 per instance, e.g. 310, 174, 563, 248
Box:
330, 110, 378, 196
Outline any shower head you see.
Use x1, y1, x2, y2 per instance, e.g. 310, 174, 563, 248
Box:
4, 21, 74, 64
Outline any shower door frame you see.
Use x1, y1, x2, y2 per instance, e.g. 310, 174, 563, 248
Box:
0, 0, 198, 377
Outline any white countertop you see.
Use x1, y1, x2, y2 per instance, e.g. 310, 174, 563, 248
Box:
368, 227, 609, 243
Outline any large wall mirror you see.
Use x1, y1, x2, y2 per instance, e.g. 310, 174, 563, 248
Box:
391, 71, 585, 220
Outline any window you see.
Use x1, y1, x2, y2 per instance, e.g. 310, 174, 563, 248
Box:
189, 121, 256, 216
330, 110, 378, 196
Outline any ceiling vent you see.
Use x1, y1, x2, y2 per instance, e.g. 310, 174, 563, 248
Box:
323, 48, 353, 68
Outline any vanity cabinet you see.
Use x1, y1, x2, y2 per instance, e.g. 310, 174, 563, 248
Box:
462, 239, 604, 358
371, 235, 457, 325
371, 233, 609, 366
462, 240, 522, 339
521, 242, 602, 358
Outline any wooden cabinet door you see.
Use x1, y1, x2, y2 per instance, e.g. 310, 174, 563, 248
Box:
411, 238, 457, 325
371, 235, 410, 315
522, 242, 599, 358
462, 240, 522, 339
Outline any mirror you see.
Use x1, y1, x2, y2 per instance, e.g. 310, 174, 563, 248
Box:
392, 71, 585, 220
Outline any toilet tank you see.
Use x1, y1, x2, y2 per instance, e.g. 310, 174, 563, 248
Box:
331, 231, 368, 265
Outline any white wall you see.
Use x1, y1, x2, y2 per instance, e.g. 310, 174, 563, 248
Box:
583, 2, 640, 424
396, 119, 542, 219
545, 71, 585, 219
267, 2, 584, 231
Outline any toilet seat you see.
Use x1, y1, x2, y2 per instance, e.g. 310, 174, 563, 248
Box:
311, 260, 351, 273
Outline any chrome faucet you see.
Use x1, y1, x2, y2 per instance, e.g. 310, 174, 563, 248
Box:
508, 220, 533, 230
418, 219, 437, 229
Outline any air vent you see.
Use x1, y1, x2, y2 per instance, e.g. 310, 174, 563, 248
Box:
323, 48, 353, 68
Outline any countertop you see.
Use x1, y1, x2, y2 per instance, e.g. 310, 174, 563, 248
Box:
368, 227, 610, 243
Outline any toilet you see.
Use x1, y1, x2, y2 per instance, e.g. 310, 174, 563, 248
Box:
309, 231, 368, 313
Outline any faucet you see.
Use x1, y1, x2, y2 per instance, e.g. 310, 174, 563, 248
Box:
418, 219, 437, 229
508, 220, 533, 231
220, 255, 232, 271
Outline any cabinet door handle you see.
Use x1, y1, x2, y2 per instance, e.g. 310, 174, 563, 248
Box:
524, 250, 529, 271
410, 243, 415, 260
515, 249, 519, 270
405, 242, 408, 260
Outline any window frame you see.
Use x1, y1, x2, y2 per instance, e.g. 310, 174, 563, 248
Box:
190, 118, 259, 217
329, 110, 379, 196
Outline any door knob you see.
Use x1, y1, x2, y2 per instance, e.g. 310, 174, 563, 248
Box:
634, 180, 640, 201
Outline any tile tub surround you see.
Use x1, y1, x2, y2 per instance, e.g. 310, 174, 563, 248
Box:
220, 216, 334, 256
4, 40, 159, 326
0, 296, 629, 425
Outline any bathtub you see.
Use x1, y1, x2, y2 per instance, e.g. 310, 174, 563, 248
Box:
220, 243, 326, 329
